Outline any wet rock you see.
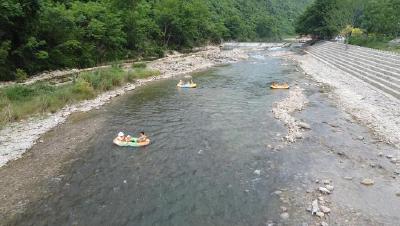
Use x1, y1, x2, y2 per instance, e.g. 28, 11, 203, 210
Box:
319, 187, 331, 194
311, 199, 319, 214
320, 205, 331, 214
316, 211, 325, 218
280, 212, 289, 220
361, 178, 374, 186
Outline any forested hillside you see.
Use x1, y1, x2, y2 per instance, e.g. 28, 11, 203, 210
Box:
295, 0, 400, 49
0, 0, 311, 81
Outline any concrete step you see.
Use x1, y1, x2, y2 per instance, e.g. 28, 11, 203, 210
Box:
316, 45, 400, 76
312, 47, 400, 83
307, 50, 400, 99
322, 42, 400, 64
309, 49, 400, 91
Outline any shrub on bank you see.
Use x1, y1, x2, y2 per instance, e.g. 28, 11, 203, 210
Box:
0, 67, 160, 127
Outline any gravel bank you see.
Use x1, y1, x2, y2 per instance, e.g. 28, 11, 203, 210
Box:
0, 46, 248, 167
272, 86, 309, 142
284, 52, 400, 148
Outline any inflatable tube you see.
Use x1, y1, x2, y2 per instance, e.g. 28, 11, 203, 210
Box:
113, 137, 150, 147
270, 83, 289, 89
177, 83, 197, 88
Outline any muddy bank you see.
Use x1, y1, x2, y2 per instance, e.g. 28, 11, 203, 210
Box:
270, 50, 400, 149
0, 46, 249, 168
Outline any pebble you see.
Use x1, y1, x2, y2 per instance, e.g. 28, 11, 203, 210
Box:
198, 150, 203, 154
386, 155, 394, 159
396, 192, 400, 197
390, 158, 398, 163
280, 212, 289, 220
378, 152, 384, 157
321, 222, 329, 226
39, 139, 44, 143
320, 205, 331, 214
361, 178, 374, 186
344, 176, 353, 180
357, 136, 364, 140
123, 180, 127, 184
273, 190, 282, 195
316, 211, 325, 218
280, 206, 288, 212
306, 189, 313, 193
254, 170, 261, 175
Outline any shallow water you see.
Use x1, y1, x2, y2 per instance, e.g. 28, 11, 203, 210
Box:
9, 51, 400, 225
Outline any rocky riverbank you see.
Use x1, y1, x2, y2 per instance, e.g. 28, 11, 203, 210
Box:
0, 46, 249, 168
269, 49, 400, 149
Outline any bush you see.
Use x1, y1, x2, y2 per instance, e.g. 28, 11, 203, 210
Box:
132, 69, 160, 79
132, 62, 147, 69
72, 79, 95, 98
15, 69, 28, 83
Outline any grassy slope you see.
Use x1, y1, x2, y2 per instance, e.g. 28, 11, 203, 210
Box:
0, 65, 159, 127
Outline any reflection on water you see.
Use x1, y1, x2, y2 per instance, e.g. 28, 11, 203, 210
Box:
10, 52, 307, 225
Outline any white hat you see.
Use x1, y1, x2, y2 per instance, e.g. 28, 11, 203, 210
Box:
118, 132, 124, 137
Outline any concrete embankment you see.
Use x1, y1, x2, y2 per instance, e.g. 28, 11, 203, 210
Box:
278, 41, 400, 148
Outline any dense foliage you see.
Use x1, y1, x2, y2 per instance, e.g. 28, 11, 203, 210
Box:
295, 0, 400, 43
0, 0, 311, 81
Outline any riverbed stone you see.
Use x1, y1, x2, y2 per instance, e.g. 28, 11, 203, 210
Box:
316, 211, 325, 218
322, 179, 330, 185
280, 212, 289, 220
319, 187, 331, 194
320, 205, 331, 214
325, 185, 334, 191
361, 178, 374, 185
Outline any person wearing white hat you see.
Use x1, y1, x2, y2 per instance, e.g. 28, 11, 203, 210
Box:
117, 132, 126, 142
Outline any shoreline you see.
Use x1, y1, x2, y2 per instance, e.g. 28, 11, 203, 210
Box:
0, 46, 250, 168
270, 50, 400, 149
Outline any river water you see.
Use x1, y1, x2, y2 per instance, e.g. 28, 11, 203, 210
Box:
8, 51, 400, 225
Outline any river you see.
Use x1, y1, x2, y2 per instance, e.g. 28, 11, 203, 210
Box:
7, 50, 400, 225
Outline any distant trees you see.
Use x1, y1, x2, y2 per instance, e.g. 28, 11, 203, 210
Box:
295, 0, 400, 41
0, 0, 312, 81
